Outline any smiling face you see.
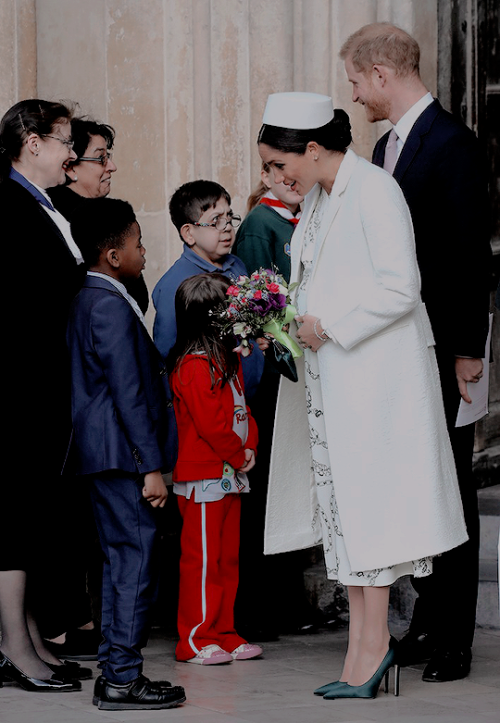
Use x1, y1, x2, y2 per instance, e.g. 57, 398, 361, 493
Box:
262, 167, 303, 212
71, 134, 117, 198
344, 57, 390, 123
36, 120, 77, 188
181, 197, 236, 267
258, 143, 319, 198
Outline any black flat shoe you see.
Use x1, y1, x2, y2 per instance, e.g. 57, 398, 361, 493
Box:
397, 631, 436, 666
46, 660, 93, 681
422, 648, 471, 682
0, 653, 81, 692
98, 674, 186, 710
92, 674, 174, 705
44, 628, 100, 661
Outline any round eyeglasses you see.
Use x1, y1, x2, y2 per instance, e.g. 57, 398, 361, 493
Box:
40, 134, 74, 149
78, 152, 114, 166
192, 214, 241, 231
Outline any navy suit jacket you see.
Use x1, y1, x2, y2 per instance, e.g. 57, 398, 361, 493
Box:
373, 99, 491, 359
67, 275, 177, 477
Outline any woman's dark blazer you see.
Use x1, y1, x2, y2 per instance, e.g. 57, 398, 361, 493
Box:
1, 178, 86, 569
48, 184, 150, 315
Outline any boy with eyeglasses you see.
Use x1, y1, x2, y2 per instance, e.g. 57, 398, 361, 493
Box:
152, 179, 264, 400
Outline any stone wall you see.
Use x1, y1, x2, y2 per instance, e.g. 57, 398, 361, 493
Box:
30, 0, 437, 311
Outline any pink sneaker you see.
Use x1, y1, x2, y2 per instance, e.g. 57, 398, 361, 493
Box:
185, 644, 233, 665
230, 643, 263, 660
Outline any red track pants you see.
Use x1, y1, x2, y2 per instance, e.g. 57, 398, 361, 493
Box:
175, 493, 247, 661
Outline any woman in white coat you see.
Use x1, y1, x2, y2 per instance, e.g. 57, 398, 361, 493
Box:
258, 92, 468, 700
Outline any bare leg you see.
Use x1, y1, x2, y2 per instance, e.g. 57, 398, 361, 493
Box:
348, 585, 391, 686
340, 586, 365, 680
0, 570, 53, 679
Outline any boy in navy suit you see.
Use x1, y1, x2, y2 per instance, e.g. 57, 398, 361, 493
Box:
67, 197, 185, 711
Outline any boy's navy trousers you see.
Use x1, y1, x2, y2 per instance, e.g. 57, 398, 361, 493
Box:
89, 471, 160, 684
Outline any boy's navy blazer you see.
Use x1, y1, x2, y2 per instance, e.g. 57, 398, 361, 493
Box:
372, 99, 491, 359
67, 274, 177, 477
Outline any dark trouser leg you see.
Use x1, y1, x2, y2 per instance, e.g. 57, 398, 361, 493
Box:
410, 349, 479, 650
90, 472, 160, 684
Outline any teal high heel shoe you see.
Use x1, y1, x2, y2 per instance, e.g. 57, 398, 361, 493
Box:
323, 637, 400, 700
314, 680, 346, 696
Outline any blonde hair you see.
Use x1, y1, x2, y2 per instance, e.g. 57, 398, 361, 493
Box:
339, 22, 420, 78
246, 162, 271, 214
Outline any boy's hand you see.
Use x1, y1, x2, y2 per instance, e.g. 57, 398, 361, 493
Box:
238, 449, 256, 474
142, 470, 168, 508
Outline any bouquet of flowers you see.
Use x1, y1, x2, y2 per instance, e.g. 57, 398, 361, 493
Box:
213, 268, 302, 381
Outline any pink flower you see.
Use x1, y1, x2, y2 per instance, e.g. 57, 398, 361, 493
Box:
227, 286, 239, 297
267, 282, 280, 293
253, 289, 262, 299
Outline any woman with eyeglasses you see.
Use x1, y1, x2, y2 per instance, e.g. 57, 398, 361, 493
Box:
48, 117, 149, 314
0, 99, 87, 691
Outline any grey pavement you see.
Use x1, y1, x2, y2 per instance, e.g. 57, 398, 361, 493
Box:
1, 625, 499, 723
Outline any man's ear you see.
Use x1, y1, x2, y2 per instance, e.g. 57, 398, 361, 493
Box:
372, 64, 390, 87
180, 223, 194, 246
106, 248, 120, 269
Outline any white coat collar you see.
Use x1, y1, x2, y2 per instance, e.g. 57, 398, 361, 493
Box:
289, 150, 360, 288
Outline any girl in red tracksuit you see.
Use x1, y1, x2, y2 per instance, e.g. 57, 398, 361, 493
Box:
169, 273, 261, 665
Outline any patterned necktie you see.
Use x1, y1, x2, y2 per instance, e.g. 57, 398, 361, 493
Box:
383, 129, 399, 175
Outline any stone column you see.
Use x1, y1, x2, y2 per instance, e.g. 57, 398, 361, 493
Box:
0, 0, 36, 110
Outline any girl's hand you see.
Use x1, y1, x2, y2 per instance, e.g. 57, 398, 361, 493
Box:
142, 470, 168, 508
238, 449, 256, 473
295, 314, 326, 352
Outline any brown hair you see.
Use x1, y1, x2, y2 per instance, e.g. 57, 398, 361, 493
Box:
339, 22, 420, 78
168, 273, 239, 388
246, 162, 271, 214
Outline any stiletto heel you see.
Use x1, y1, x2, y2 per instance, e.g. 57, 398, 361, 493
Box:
383, 663, 400, 696
323, 637, 400, 700
394, 664, 400, 697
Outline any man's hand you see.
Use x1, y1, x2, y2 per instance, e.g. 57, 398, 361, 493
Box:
142, 470, 168, 508
455, 357, 484, 404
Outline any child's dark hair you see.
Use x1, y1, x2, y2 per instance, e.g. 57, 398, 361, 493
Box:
169, 180, 231, 239
70, 197, 137, 267
257, 109, 352, 155
169, 273, 239, 388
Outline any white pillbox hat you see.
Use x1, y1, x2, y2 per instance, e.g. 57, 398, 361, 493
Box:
262, 92, 334, 130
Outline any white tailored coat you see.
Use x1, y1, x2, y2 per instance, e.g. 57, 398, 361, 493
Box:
264, 150, 468, 574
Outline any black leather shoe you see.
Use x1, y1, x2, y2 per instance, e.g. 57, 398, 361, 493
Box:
397, 631, 436, 666
47, 660, 93, 681
98, 674, 186, 710
92, 674, 174, 706
0, 653, 81, 692
422, 648, 471, 682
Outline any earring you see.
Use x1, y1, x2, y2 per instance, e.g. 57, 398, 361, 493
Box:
73, 174, 78, 182
314, 156, 318, 161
